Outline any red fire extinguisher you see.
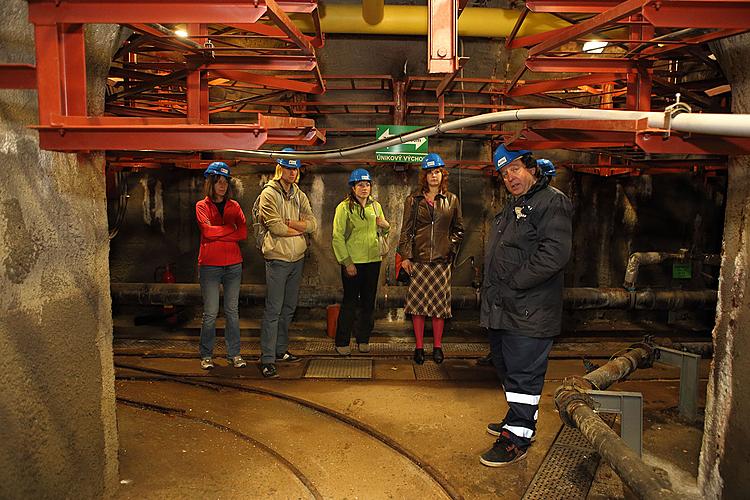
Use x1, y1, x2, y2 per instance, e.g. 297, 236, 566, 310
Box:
155, 264, 176, 322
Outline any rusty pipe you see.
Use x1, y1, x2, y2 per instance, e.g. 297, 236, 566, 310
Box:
566, 402, 677, 500
623, 250, 688, 291
110, 283, 716, 311
554, 343, 678, 499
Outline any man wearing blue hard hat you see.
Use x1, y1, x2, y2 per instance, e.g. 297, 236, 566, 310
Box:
255, 147, 318, 378
479, 144, 572, 467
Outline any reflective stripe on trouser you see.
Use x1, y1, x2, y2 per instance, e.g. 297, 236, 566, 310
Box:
488, 329, 554, 449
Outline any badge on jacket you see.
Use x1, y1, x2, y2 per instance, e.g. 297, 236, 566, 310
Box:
514, 206, 527, 219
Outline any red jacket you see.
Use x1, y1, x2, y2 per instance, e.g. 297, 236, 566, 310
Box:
196, 197, 248, 266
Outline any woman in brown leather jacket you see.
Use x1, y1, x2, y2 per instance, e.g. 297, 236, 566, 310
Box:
398, 153, 464, 364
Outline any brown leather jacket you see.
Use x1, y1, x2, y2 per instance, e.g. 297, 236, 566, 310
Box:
398, 191, 464, 263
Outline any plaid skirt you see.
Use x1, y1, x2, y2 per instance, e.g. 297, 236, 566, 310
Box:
404, 262, 452, 318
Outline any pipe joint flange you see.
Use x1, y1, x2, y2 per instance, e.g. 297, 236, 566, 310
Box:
554, 377, 596, 427
629, 341, 656, 368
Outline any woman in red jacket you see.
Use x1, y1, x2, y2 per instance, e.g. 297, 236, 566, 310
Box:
195, 162, 248, 369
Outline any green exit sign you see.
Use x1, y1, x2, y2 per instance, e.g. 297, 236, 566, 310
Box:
672, 262, 692, 279
375, 125, 428, 163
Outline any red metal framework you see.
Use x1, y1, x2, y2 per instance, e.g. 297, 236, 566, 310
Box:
7, 0, 326, 151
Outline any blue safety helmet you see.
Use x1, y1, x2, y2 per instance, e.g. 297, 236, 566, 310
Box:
536, 158, 556, 177
276, 147, 301, 169
348, 168, 372, 186
204, 161, 231, 178
493, 144, 531, 171
421, 153, 445, 170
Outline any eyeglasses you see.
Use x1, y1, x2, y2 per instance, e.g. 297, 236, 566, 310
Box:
500, 163, 524, 179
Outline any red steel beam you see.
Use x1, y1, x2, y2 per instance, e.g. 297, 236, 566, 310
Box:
0, 64, 37, 89
264, 0, 315, 55
526, 56, 645, 73
508, 73, 624, 96
34, 24, 63, 125
210, 69, 323, 94
526, 0, 621, 13
643, 1, 750, 29
505, 7, 529, 48
636, 132, 750, 155
639, 28, 748, 58
195, 55, 318, 72
28, 0, 267, 24
528, 0, 647, 56
35, 124, 270, 151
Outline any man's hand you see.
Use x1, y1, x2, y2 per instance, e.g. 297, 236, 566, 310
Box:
401, 259, 414, 275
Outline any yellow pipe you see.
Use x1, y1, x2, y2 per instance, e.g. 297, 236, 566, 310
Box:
361, 0, 384, 25
292, 5, 569, 38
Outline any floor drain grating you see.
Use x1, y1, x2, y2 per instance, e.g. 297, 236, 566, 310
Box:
414, 363, 450, 380
304, 359, 372, 379
522, 415, 616, 500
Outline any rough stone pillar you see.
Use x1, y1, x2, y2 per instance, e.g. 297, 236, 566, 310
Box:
699, 33, 750, 498
0, 2, 119, 498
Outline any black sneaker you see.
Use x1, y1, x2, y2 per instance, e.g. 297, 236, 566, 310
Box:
276, 351, 301, 363
480, 432, 527, 467
261, 363, 279, 378
487, 422, 536, 442
476, 352, 494, 366
433, 347, 444, 364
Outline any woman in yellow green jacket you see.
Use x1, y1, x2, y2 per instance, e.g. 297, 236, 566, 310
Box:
332, 169, 390, 355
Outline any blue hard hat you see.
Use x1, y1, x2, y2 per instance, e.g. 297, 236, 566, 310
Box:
536, 158, 556, 177
348, 168, 372, 186
277, 147, 301, 169
421, 153, 445, 170
204, 161, 231, 178
493, 144, 531, 171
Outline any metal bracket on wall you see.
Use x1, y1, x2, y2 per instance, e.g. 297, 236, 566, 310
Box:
654, 345, 700, 422
587, 389, 643, 457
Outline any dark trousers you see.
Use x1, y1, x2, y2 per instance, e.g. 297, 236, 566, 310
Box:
489, 329, 553, 449
335, 262, 381, 347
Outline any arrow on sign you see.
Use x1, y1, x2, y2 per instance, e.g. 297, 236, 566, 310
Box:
377, 128, 392, 140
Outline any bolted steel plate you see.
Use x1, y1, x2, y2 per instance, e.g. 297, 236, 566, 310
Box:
304, 359, 372, 379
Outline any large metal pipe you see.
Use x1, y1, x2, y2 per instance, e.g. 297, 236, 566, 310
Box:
623, 250, 688, 291
292, 5, 569, 38
110, 283, 717, 310
237, 108, 750, 162
554, 344, 679, 499
567, 403, 677, 500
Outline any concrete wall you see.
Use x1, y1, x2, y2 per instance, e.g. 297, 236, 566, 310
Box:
0, 3, 119, 498
699, 33, 750, 498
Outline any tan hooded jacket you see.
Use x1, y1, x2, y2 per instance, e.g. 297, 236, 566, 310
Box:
259, 179, 318, 262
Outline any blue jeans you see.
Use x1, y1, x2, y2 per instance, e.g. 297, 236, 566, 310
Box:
260, 258, 304, 364
199, 263, 242, 359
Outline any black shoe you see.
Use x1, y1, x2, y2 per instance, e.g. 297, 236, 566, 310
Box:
413, 348, 425, 365
260, 363, 279, 378
480, 432, 527, 467
487, 422, 536, 442
433, 347, 444, 364
276, 351, 301, 363
476, 352, 494, 366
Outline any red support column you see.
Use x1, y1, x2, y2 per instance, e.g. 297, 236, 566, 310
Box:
187, 23, 208, 124
60, 23, 87, 116
428, 0, 458, 73
34, 24, 63, 125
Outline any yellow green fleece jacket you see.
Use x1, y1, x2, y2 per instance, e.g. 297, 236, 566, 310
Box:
332, 197, 390, 266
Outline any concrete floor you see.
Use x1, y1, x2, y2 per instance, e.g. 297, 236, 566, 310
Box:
112, 340, 707, 499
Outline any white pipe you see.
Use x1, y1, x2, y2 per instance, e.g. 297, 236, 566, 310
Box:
232, 108, 750, 160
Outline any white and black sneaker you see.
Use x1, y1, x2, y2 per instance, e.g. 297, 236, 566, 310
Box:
228, 355, 247, 368
276, 351, 301, 363
200, 358, 215, 370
